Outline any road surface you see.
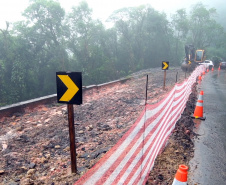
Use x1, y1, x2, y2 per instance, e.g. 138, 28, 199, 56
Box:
189, 69, 226, 184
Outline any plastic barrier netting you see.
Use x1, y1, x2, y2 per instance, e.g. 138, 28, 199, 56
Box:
74, 65, 205, 185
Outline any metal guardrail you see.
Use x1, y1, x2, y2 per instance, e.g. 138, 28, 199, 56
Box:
0, 77, 130, 119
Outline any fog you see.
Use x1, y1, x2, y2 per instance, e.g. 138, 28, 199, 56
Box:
0, 0, 226, 29
0, 0, 225, 106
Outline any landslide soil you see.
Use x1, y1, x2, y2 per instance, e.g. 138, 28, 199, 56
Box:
0, 67, 197, 185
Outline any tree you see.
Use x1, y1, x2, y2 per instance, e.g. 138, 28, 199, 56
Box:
66, 1, 117, 84
109, 5, 175, 70
171, 3, 226, 63
15, 0, 68, 97
1, 1, 225, 106
0, 22, 31, 104
188, 3, 223, 48
171, 9, 189, 62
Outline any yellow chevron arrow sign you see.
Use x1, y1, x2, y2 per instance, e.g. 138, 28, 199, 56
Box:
162, 61, 169, 70
57, 74, 80, 102
56, 72, 82, 173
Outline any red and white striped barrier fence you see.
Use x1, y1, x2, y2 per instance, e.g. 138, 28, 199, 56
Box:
74, 65, 205, 185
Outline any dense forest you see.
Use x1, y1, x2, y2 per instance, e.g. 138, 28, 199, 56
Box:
0, 0, 226, 106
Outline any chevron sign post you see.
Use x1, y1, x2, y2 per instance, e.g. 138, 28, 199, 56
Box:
162, 61, 169, 90
56, 72, 82, 173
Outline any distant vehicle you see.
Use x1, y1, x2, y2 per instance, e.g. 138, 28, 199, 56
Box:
181, 44, 206, 72
220, 61, 226, 69
199, 60, 214, 69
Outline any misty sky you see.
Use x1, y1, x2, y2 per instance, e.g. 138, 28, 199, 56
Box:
0, 0, 223, 29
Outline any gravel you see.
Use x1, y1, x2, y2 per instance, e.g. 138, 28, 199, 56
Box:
0, 67, 197, 185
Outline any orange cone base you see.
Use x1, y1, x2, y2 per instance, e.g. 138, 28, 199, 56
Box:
194, 105, 203, 117
191, 115, 206, 120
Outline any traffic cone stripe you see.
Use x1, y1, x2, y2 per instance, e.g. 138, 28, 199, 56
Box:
196, 102, 203, 107
192, 90, 205, 120
172, 179, 187, 185
198, 99, 203, 102
198, 95, 203, 101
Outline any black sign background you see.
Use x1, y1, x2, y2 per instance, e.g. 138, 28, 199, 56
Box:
162, 61, 169, 70
56, 72, 82, 104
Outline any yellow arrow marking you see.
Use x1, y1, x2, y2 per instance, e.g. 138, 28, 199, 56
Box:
57, 75, 79, 102
163, 62, 169, 70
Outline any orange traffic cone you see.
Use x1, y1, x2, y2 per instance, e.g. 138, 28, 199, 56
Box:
207, 68, 209, 72
211, 66, 214, 71
172, 165, 188, 185
218, 65, 221, 70
198, 74, 202, 80
192, 90, 206, 120
203, 71, 205, 75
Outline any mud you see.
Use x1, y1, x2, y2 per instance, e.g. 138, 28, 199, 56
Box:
0, 68, 197, 185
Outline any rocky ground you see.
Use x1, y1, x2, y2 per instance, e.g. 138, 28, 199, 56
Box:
0, 67, 197, 185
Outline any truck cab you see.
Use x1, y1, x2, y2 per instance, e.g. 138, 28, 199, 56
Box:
195, 50, 205, 63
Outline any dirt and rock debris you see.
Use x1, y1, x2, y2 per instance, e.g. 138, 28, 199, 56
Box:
0, 67, 198, 185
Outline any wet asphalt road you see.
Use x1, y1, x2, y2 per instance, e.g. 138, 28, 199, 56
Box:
188, 69, 226, 185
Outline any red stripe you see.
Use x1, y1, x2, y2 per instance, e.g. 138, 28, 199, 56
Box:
74, 108, 146, 185
95, 91, 177, 184
133, 100, 185, 185
125, 96, 185, 184
82, 86, 183, 184
145, 87, 176, 111
112, 89, 186, 184
140, 112, 182, 185
74, 69, 200, 185
111, 100, 175, 184
75, 89, 177, 184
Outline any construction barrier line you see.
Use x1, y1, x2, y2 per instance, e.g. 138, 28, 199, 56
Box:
74, 65, 205, 185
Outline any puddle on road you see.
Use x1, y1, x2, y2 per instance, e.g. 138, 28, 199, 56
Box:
192, 119, 206, 136
193, 119, 201, 132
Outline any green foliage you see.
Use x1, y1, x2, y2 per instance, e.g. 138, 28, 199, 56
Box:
0, 1, 226, 106
108, 5, 176, 69
171, 2, 226, 62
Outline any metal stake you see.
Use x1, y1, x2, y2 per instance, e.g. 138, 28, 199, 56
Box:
163, 70, 166, 90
